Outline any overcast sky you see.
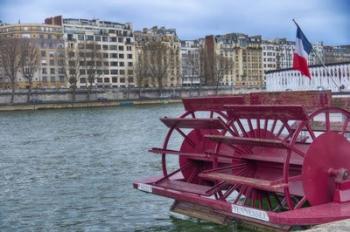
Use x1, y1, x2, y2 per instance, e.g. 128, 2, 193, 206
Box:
0, 0, 349, 45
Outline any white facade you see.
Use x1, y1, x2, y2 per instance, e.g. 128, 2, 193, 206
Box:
0, 23, 66, 89
134, 26, 182, 88
181, 40, 201, 86
266, 62, 350, 92
276, 39, 295, 69
262, 41, 278, 71
63, 18, 135, 88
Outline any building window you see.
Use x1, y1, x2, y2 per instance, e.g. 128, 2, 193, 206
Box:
97, 78, 103, 83
111, 70, 118, 75
127, 54, 132, 59
119, 62, 124, 67
85, 44, 93, 49
104, 78, 110, 83
120, 69, 125, 75
118, 37, 123, 43
120, 78, 125, 83
80, 78, 87, 83
119, 54, 124, 59
50, 68, 55, 74
112, 77, 118, 83
78, 34, 84, 40
59, 76, 65, 83
42, 68, 47, 74
58, 68, 64, 74
118, 46, 124, 51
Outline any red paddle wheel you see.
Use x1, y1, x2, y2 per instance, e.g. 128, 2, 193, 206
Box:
134, 91, 350, 230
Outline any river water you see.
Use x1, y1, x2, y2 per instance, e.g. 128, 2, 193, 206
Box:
0, 104, 249, 232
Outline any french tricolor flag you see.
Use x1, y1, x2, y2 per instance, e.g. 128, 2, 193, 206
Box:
293, 25, 313, 78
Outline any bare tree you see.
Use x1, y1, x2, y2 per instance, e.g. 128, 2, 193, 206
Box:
182, 48, 201, 91
62, 42, 82, 101
134, 49, 149, 97
214, 54, 234, 94
198, 47, 234, 94
143, 41, 169, 96
20, 38, 40, 102
0, 38, 22, 103
84, 41, 103, 101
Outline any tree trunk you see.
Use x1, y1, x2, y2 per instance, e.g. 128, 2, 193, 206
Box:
158, 78, 162, 97
215, 76, 220, 95
27, 79, 32, 103
87, 83, 92, 101
127, 86, 130, 99
138, 87, 142, 99
198, 80, 201, 96
71, 86, 76, 102
10, 80, 15, 104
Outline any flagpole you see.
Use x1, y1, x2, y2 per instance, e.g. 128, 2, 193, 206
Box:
292, 19, 340, 91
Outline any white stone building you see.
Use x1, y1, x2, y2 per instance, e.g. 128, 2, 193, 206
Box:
181, 40, 201, 86
47, 17, 136, 89
0, 23, 66, 89
215, 33, 263, 88
134, 26, 182, 88
266, 62, 350, 92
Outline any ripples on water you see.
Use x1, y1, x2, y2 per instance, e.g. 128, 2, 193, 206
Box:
0, 104, 248, 231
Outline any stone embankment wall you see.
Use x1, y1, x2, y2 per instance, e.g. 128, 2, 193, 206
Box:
0, 86, 262, 104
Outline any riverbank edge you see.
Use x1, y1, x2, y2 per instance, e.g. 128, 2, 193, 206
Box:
0, 99, 182, 112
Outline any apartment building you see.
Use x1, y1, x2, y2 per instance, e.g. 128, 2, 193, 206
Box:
262, 40, 278, 71
261, 40, 329, 82
45, 16, 136, 88
134, 26, 181, 88
324, 45, 350, 64
180, 40, 201, 86
212, 33, 263, 88
0, 23, 66, 88
263, 39, 350, 71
